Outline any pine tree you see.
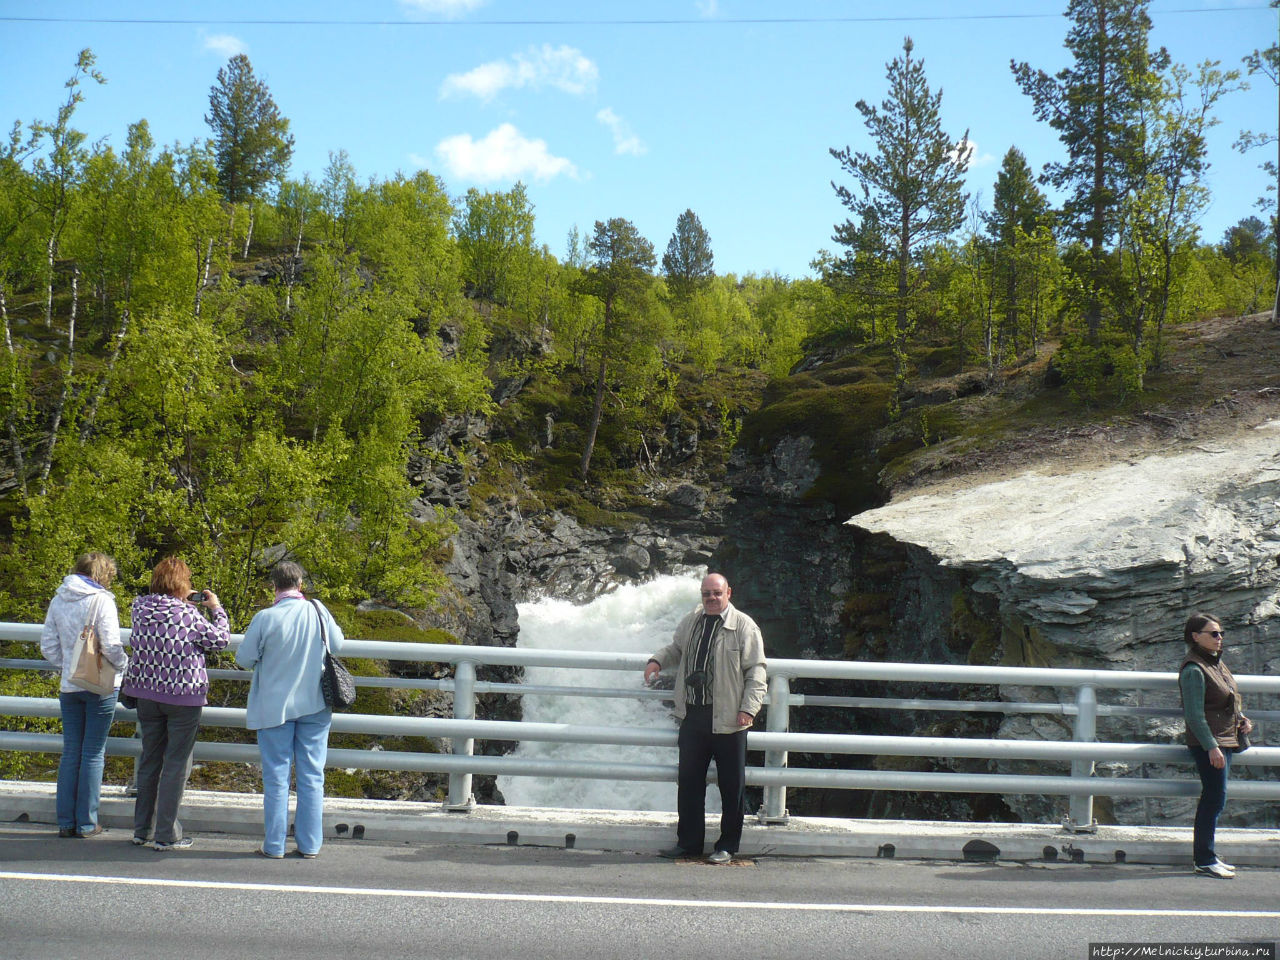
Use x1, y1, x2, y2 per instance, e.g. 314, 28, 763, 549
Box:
1012, 0, 1168, 340
575, 218, 656, 479
830, 36, 969, 401
661, 208, 714, 302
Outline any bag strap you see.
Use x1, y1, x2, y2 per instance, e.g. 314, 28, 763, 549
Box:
83, 591, 105, 633
308, 598, 330, 653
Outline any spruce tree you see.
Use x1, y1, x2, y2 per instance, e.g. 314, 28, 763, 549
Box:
661, 208, 715, 302
985, 147, 1052, 357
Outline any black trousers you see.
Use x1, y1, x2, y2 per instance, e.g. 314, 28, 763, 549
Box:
676, 704, 747, 854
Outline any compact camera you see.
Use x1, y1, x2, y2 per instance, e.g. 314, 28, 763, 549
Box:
187, 590, 207, 604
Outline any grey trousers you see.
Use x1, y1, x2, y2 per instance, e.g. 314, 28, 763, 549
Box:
132, 699, 202, 844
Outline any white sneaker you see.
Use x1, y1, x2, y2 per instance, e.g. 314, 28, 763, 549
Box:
1194, 862, 1234, 879
1214, 858, 1236, 873
152, 838, 193, 851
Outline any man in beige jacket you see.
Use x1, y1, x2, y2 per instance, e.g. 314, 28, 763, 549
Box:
644, 572, 767, 863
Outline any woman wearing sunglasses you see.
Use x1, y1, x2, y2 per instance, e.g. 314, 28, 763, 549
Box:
1178, 613, 1253, 878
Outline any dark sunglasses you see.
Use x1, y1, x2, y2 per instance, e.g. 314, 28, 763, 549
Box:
1200, 630, 1224, 638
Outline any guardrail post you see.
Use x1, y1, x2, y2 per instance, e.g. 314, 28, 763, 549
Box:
444, 659, 476, 812
1064, 683, 1098, 833
758, 674, 790, 824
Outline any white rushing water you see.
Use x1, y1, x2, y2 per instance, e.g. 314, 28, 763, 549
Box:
497, 572, 722, 812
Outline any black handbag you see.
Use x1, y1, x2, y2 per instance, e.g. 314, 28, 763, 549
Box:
1236, 717, 1251, 752
310, 599, 356, 710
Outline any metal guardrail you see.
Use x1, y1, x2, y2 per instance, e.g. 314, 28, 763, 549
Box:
2, 623, 1278, 830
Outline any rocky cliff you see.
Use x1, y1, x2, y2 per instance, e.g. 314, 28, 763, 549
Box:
846, 418, 1280, 825
410, 313, 1280, 823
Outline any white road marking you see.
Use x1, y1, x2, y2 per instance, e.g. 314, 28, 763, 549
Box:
1, 871, 1277, 918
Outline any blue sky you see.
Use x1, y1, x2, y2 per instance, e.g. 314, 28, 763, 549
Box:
1, 0, 1275, 278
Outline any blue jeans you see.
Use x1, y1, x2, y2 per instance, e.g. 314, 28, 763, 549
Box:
57, 690, 118, 833
1188, 744, 1234, 867
257, 709, 331, 856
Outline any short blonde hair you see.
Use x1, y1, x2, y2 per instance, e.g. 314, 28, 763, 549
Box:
73, 552, 117, 588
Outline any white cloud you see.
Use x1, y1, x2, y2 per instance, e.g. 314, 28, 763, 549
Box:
953, 138, 997, 169
440, 44, 598, 101
399, 0, 486, 16
434, 123, 579, 183
203, 33, 247, 57
596, 108, 647, 156
696, 0, 721, 17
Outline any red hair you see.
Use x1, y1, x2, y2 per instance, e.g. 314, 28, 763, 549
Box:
149, 556, 193, 597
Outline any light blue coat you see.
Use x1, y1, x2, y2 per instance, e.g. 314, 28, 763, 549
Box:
236, 597, 346, 731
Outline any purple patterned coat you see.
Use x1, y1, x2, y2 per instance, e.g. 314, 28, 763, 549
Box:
121, 594, 231, 706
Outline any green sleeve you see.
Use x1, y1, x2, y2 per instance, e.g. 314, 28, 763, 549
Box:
1179, 665, 1217, 750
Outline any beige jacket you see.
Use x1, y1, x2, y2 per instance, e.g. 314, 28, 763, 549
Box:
650, 602, 767, 733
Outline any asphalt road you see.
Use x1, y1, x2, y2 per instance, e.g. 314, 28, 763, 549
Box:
2, 825, 1278, 960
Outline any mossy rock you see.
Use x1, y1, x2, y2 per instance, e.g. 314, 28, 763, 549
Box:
741, 378, 896, 516
950, 592, 1001, 664
842, 592, 892, 618
324, 768, 367, 799
913, 344, 965, 377
1000, 618, 1060, 668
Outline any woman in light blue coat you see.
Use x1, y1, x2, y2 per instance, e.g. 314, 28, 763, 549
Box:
235, 561, 345, 859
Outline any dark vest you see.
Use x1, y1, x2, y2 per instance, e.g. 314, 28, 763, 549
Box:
1181, 647, 1240, 749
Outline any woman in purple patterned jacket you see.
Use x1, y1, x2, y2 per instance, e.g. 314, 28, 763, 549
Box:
120, 556, 230, 850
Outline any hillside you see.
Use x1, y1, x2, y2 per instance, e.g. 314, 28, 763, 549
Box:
887, 311, 1280, 498
733, 311, 1280, 523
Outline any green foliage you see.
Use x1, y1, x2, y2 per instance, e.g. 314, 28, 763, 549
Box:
0, 72, 495, 626
454, 182, 537, 305
1052, 330, 1145, 406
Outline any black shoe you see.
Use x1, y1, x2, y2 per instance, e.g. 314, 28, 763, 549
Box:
57, 827, 76, 838
707, 850, 733, 864
659, 846, 699, 859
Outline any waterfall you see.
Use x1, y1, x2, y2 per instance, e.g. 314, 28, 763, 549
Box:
497, 573, 722, 812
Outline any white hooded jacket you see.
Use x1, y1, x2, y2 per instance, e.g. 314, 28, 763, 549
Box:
40, 574, 127, 694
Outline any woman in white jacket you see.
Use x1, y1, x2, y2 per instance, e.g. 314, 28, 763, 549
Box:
40, 553, 128, 838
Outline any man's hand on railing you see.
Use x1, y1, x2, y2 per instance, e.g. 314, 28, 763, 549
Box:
643, 660, 661, 684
